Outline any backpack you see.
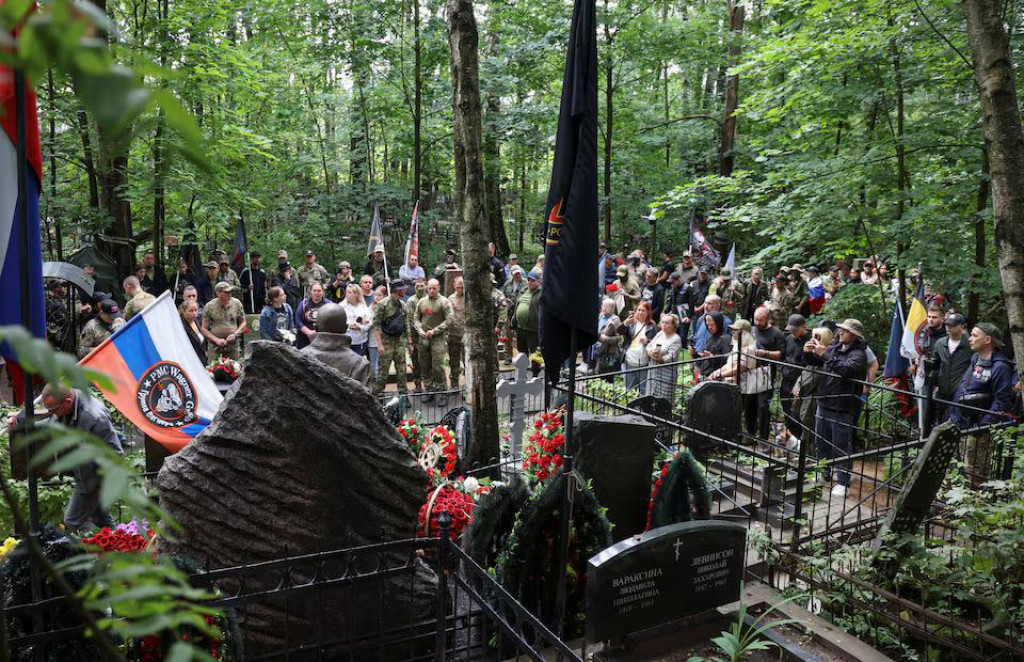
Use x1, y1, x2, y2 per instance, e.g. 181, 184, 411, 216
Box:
382, 305, 405, 337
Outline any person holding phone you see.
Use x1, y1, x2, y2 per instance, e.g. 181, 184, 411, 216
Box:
342, 283, 371, 356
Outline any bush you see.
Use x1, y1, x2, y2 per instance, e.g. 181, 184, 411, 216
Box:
810, 284, 892, 355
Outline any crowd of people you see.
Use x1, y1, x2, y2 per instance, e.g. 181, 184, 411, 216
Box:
590, 245, 1021, 494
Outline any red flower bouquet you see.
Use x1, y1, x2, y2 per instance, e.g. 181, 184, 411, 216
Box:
646, 456, 675, 531
81, 525, 153, 553
418, 486, 475, 539
207, 357, 241, 383
522, 411, 566, 486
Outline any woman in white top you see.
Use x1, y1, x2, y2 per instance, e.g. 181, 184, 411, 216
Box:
342, 283, 372, 356
620, 300, 656, 393
646, 314, 683, 403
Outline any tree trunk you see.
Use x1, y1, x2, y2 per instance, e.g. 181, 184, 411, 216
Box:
448, 0, 499, 474
969, 148, 990, 327
152, 0, 168, 273
482, 33, 510, 257
964, 0, 1024, 371
413, 0, 423, 204
891, 34, 910, 306
718, 0, 744, 176
76, 106, 99, 208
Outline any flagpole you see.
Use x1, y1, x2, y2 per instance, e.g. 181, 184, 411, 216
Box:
14, 68, 40, 534
553, 326, 577, 637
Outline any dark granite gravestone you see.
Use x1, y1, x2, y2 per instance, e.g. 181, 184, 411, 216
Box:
157, 341, 434, 657
440, 406, 473, 472
586, 520, 746, 644
870, 422, 959, 560
628, 395, 674, 446
685, 381, 741, 455
575, 412, 658, 541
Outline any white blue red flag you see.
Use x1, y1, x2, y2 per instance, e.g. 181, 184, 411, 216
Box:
404, 202, 419, 266
80, 291, 223, 452
0, 62, 46, 346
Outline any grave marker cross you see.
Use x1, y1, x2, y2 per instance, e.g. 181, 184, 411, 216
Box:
496, 353, 545, 457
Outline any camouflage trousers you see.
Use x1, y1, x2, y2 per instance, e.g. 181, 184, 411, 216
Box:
964, 431, 993, 489
375, 334, 408, 395
207, 339, 240, 363
419, 334, 449, 392
448, 335, 464, 387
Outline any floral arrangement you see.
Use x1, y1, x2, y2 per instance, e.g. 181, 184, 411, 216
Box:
81, 520, 154, 553
207, 357, 241, 383
140, 615, 223, 662
522, 410, 565, 486
646, 455, 675, 531
397, 416, 458, 485
418, 485, 476, 539
0, 536, 18, 560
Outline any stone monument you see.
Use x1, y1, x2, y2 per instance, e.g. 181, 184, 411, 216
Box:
157, 341, 434, 656
575, 412, 658, 541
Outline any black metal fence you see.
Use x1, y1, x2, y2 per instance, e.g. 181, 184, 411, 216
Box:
4, 518, 583, 662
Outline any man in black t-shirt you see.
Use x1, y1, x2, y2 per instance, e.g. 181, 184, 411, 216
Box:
751, 306, 787, 440
781, 314, 812, 441
658, 250, 675, 284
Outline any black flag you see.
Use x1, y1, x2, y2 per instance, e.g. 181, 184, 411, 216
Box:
540, 0, 599, 383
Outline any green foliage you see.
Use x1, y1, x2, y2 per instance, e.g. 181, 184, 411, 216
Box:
0, 326, 219, 660
686, 589, 802, 662
809, 284, 891, 352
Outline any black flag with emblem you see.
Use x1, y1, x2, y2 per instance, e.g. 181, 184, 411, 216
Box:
540, 0, 599, 383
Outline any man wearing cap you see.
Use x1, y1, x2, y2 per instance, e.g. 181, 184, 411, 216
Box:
689, 267, 712, 320
768, 273, 795, 328
399, 253, 425, 288
780, 313, 811, 441
676, 252, 699, 286
513, 270, 543, 376
299, 250, 331, 295
413, 278, 455, 401
434, 249, 460, 277
932, 312, 972, 423
329, 261, 354, 301
301, 303, 371, 387
804, 318, 868, 496
501, 266, 527, 364
77, 300, 124, 359
612, 264, 641, 319
122, 276, 156, 321
373, 279, 410, 395
363, 246, 388, 289
195, 261, 218, 307
201, 281, 247, 361
216, 255, 242, 297
504, 253, 520, 282
860, 260, 880, 285
272, 259, 302, 310
952, 322, 1019, 487
239, 251, 267, 315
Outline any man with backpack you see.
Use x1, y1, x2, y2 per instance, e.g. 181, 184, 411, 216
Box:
373, 279, 410, 395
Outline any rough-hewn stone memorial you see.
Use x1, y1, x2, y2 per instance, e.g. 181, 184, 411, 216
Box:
157, 341, 434, 655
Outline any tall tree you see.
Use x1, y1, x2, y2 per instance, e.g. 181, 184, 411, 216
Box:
448, 0, 499, 471
718, 0, 743, 176
963, 0, 1024, 376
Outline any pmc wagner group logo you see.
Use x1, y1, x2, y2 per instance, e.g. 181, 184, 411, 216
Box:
136, 362, 198, 428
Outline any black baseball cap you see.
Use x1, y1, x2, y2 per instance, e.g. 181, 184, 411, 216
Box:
100, 299, 121, 317
944, 312, 966, 327
390, 278, 408, 291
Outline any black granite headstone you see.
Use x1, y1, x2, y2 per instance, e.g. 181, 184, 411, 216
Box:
627, 395, 674, 446
575, 412, 658, 541
586, 520, 746, 643
685, 381, 741, 452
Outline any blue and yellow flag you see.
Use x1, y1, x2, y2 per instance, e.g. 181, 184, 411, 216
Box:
900, 280, 928, 360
